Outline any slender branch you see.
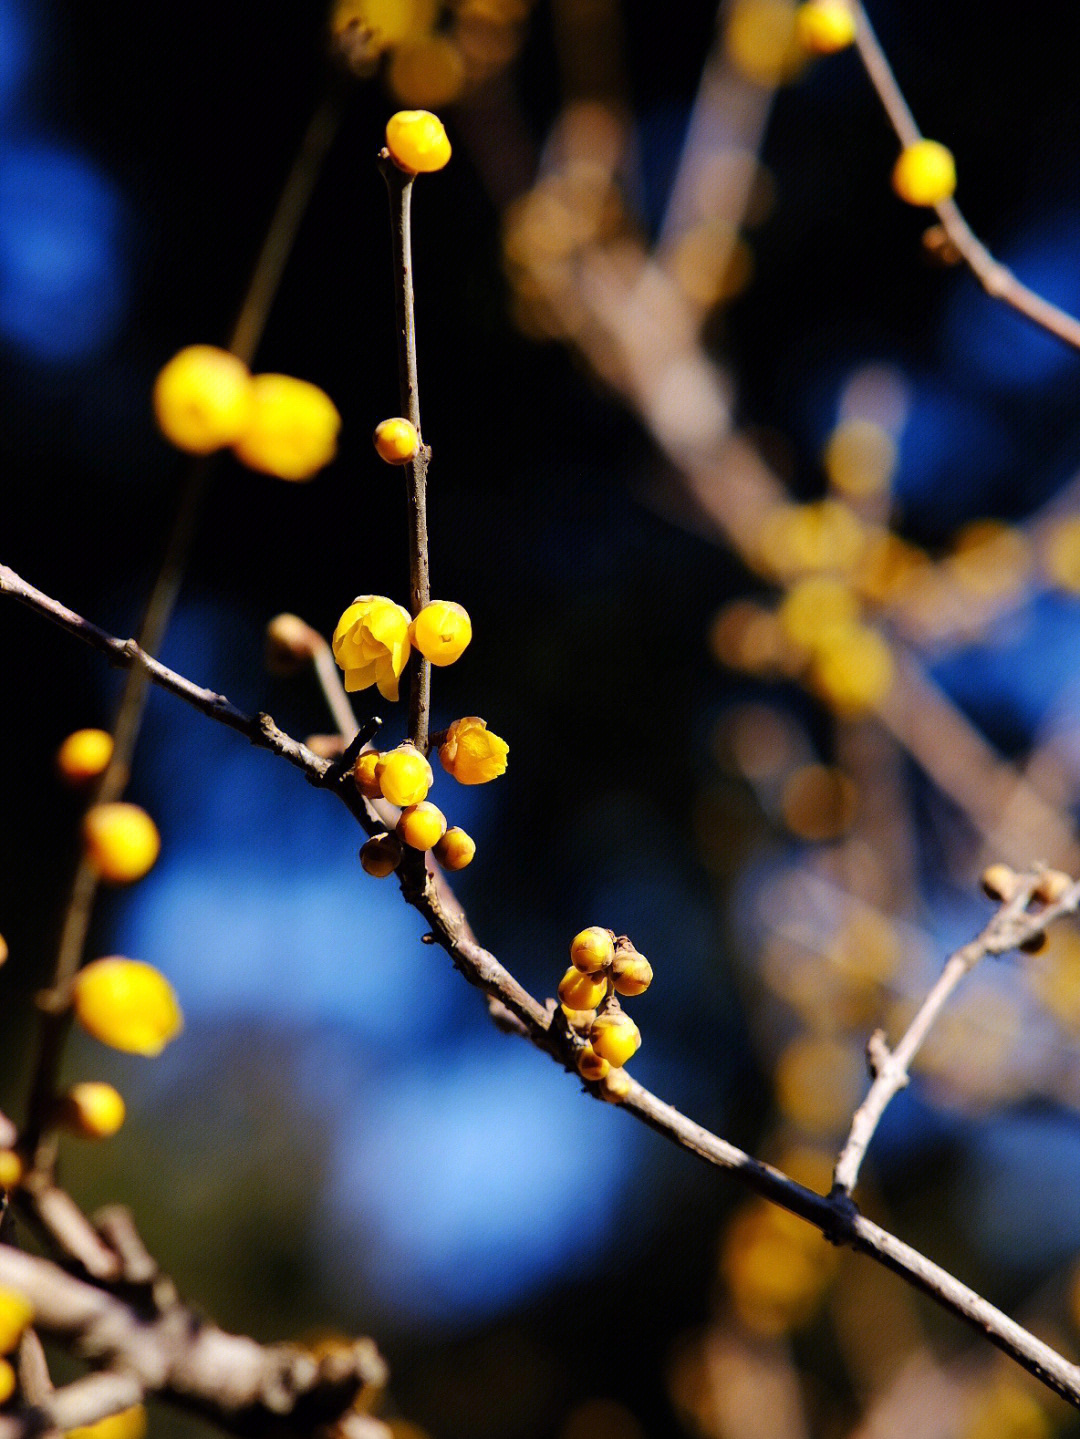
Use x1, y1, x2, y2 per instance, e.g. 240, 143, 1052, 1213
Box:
831, 872, 1075, 1195
852, 2, 1080, 353
311, 639, 360, 740
379, 156, 432, 753
8, 564, 1080, 1406
21, 84, 349, 1172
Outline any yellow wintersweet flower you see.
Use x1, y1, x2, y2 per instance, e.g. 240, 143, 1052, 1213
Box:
66, 1406, 148, 1439
0, 1356, 14, 1403
82, 803, 160, 885
410, 601, 472, 666
439, 716, 508, 785
72, 958, 183, 1057
153, 346, 253, 455
232, 374, 341, 481
57, 1082, 126, 1139
385, 110, 452, 174
332, 596, 413, 700
57, 728, 114, 784
0, 1286, 33, 1353
892, 140, 956, 207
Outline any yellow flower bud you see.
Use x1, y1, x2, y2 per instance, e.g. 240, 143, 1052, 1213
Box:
795, 0, 855, 52
570, 926, 615, 974
891, 140, 956, 207
612, 948, 653, 997
577, 1044, 610, 1082
82, 804, 160, 885
377, 744, 433, 807
397, 800, 447, 851
153, 345, 253, 455
373, 417, 420, 464
264, 614, 321, 675
56, 1082, 126, 1139
1034, 870, 1072, 905
72, 958, 183, 1057
0, 1357, 15, 1403
360, 832, 403, 878
980, 863, 1018, 903
589, 1012, 641, 1068
558, 967, 607, 1011
385, 110, 452, 174
409, 602, 472, 667
0, 933, 7, 968
439, 716, 508, 785
232, 374, 341, 481
0, 1286, 34, 1354
433, 826, 476, 870
0, 1150, 24, 1188
56, 728, 114, 784
600, 1068, 632, 1104
66, 1405, 148, 1439
353, 750, 384, 800
332, 596, 413, 700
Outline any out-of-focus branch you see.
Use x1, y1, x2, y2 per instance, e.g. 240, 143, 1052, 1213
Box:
851, 1, 1080, 353
0, 1245, 386, 1439
8, 564, 1080, 1405
831, 871, 1073, 1195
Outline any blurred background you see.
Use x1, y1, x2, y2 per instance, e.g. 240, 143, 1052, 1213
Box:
6, 0, 1080, 1435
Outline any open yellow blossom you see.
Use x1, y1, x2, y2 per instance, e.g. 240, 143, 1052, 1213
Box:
439, 716, 508, 785
0, 1287, 33, 1353
410, 601, 472, 666
332, 596, 413, 700
73, 958, 183, 1057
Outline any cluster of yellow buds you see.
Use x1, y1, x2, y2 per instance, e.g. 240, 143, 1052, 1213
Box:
332, 596, 473, 699
558, 928, 653, 1102
0, 1285, 34, 1402
153, 346, 340, 481
354, 721, 505, 876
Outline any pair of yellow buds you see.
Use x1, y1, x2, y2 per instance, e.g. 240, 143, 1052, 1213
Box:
153, 347, 340, 480
353, 723, 508, 808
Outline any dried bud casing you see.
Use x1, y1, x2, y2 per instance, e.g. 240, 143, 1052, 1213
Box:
360, 833, 403, 878
265, 614, 321, 675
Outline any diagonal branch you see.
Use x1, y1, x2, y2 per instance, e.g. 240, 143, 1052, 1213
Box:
7, 561, 1080, 1405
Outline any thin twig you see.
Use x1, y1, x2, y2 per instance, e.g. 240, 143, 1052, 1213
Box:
21, 83, 349, 1173
379, 155, 432, 754
311, 637, 360, 740
830, 872, 1078, 1196
852, 1, 1080, 353
8, 565, 1080, 1406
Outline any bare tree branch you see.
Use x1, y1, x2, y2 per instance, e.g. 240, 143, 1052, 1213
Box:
7, 561, 1080, 1404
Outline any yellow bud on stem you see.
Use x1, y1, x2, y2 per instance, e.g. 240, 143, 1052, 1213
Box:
360, 833, 403, 878
72, 958, 183, 1057
373, 417, 420, 464
434, 827, 476, 870
570, 926, 615, 973
378, 745, 433, 807
558, 967, 607, 1011
57, 728, 114, 784
892, 140, 956, 207
82, 804, 160, 885
397, 801, 448, 851
385, 110, 452, 173
56, 1082, 126, 1139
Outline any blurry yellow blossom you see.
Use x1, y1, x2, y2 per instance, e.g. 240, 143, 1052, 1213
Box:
232, 374, 340, 481
823, 418, 896, 498
73, 958, 183, 1057
777, 575, 860, 652
0, 1286, 33, 1352
1029, 929, 1080, 1032
82, 804, 160, 885
56, 728, 114, 784
725, 0, 807, 86
795, 0, 856, 52
1042, 516, 1080, 592
332, 597, 413, 700
0, 1357, 14, 1403
722, 1201, 838, 1335
962, 1379, 1051, 1439
892, 140, 957, 207
774, 1034, 864, 1134
854, 529, 929, 604
0, 1151, 24, 1188
709, 601, 797, 674
330, 0, 438, 55
810, 624, 894, 715
667, 220, 754, 309
779, 763, 857, 840
947, 520, 1031, 601
388, 35, 467, 108
758, 499, 866, 579
66, 1406, 149, 1439
439, 716, 508, 784
57, 1082, 126, 1139
153, 345, 253, 455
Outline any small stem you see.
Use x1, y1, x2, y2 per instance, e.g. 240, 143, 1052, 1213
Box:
380, 156, 432, 754
312, 639, 360, 740
832, 874, 1044, 1195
